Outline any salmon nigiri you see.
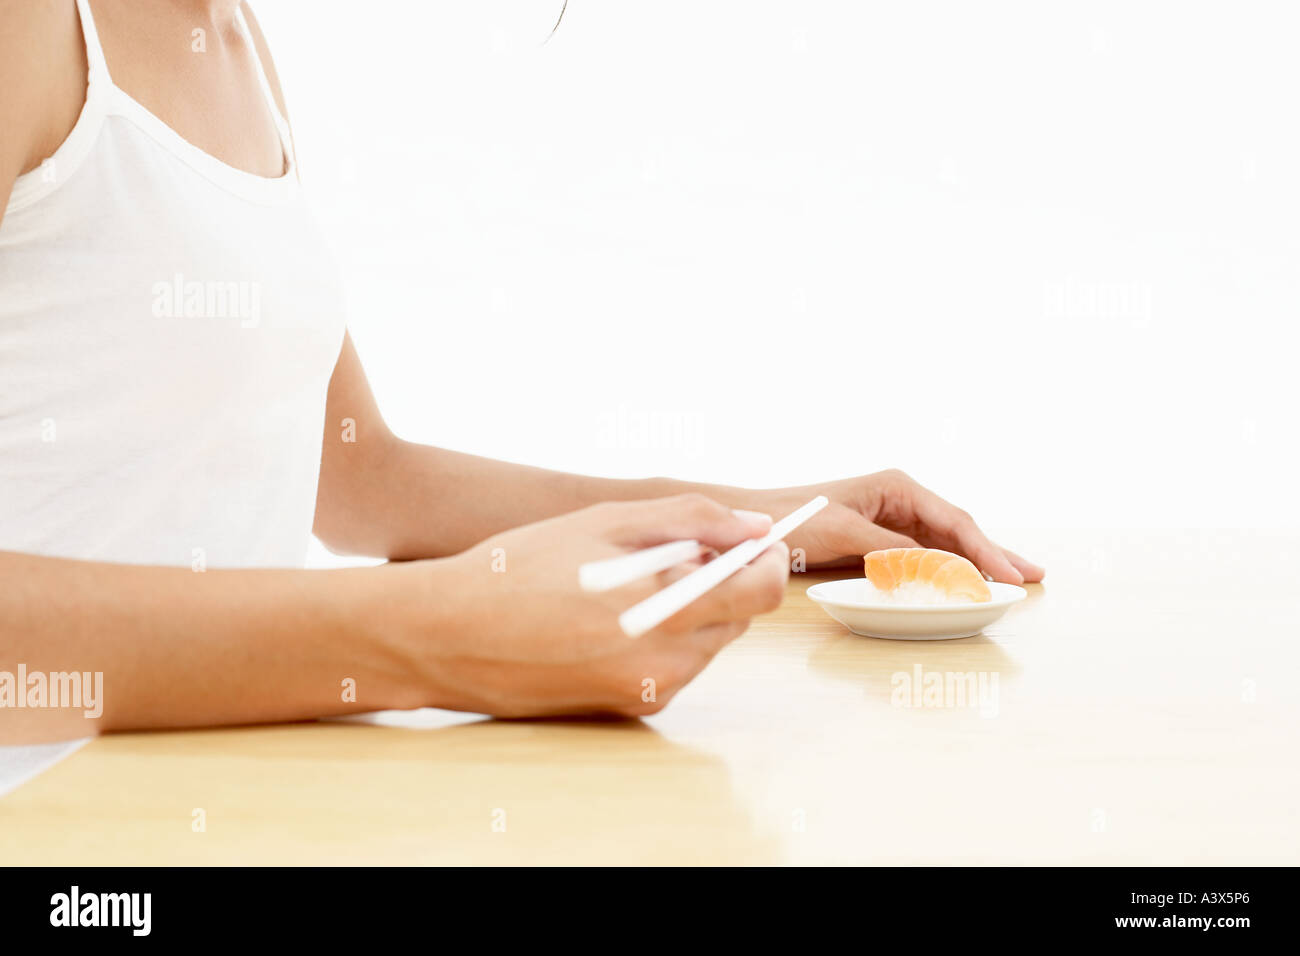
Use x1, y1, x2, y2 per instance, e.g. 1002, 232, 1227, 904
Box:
862, 548, 991, 604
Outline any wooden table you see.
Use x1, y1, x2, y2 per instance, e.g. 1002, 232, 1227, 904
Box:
3, 529, 1297, 865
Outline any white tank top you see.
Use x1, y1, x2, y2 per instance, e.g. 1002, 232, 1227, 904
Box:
0, 0, 347, 568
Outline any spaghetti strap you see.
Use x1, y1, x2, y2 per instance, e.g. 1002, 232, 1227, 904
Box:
234, 5, 296, 171
74, 0, 113, 84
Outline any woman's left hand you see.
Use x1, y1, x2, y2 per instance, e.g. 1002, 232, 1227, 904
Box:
737, 469, 1044, 584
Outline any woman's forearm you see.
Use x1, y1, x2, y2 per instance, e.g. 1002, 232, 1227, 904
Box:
0, 549, 438, 743
316, 437, 732, 559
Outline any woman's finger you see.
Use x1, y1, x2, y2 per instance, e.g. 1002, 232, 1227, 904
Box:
905, 484, 1024, 584
821, 508, 919, 556
688, 619, 750, 659
1001, 546, 1045, 582
631, 620, 749, 712
654, 541, 790, 634
603, 494, 772, 552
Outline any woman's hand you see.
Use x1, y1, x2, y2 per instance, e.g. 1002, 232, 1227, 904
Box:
405, 494, 789, 718
737, 470, 1044, 584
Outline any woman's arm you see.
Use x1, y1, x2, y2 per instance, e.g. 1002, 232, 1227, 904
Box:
2, 496, 785, 744
0, 548, 431, 743
0, 0, 86, 221
313, 337, 1044, 582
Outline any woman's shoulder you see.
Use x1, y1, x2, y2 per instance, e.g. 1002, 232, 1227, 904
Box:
0, 0, 87, 219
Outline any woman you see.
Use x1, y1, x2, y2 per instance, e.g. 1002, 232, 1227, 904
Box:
0, 0, 1042, 742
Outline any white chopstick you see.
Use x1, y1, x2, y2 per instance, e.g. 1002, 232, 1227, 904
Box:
617, 495, 828, 639
578, 538, 703, 593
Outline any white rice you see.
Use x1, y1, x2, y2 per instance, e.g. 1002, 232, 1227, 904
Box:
865, 580, 980, 606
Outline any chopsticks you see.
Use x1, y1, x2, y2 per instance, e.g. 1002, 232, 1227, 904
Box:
577, 495, 829, 638
578, 538, 703, 593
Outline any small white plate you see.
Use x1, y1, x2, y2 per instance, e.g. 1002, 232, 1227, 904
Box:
806, 579, 1027, 641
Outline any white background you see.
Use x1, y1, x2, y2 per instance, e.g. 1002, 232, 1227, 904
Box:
253, 0, 1298, 565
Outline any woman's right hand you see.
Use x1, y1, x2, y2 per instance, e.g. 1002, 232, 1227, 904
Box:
403, 494, 790, 718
